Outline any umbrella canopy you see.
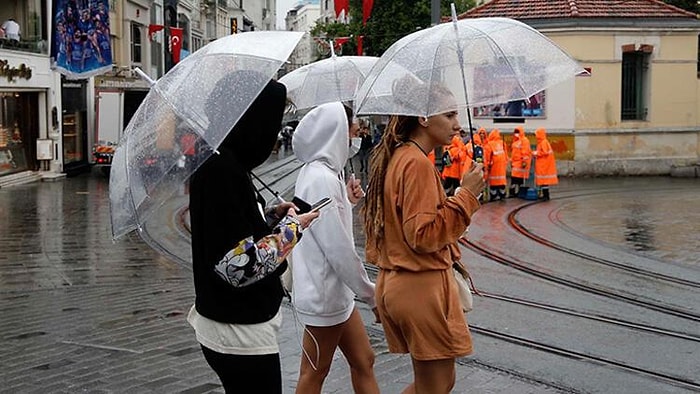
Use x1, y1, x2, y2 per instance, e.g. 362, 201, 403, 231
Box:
279, 52, 379, 110
354, 17, 585, 118
109, 31, 305, 240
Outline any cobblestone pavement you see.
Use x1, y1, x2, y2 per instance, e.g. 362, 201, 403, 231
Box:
1, 164, 698, 393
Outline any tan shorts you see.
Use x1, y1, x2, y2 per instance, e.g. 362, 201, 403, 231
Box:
375, 268, 472, 360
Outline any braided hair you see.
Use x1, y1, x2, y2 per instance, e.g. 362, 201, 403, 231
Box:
361, 115, 419, 254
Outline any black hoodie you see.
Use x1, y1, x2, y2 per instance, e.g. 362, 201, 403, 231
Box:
189, 79, 287, 324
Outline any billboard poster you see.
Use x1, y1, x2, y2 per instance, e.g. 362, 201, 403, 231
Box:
51, 0, 113, 79
473, 92, 546, 119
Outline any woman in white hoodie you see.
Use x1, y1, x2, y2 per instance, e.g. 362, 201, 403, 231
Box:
291, 102, 379, 394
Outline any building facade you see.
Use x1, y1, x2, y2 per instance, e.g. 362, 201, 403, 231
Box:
0, 0, 277, 183
284, 0, 319, 70
0, 0, 60, 182
460, 0, 700, 176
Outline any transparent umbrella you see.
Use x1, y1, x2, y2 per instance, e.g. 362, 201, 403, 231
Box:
279, 43, 379, 110
109, 31, 305, 240
354, 13, 586, 126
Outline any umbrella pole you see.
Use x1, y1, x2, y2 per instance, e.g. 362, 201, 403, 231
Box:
330, 40, 342, 103
250, 171, 286, 204
450, 4, 476, 152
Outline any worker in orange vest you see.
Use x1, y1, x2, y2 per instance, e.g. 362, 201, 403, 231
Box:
509, 126, 532, 198
441, 135, 465, 196
474, 128, 490, 202
534, 127, 558, 200
484, 129, 508, 201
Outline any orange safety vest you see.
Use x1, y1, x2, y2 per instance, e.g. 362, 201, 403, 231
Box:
534, 128, 558, 186
485, 129, 508, 186
510, 126, 532, 179
441, 135, 465, 180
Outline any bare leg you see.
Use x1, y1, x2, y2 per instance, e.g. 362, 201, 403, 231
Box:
337, 309, 379, 394
295, 318, 345, 394
402, 357, 456, 394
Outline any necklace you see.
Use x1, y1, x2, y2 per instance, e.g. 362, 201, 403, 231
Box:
406, 139, 428, 156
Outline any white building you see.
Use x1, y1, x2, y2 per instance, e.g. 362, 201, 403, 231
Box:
284, 0, 319, 70
0, 0, 61, 184
318, 0, 335, 24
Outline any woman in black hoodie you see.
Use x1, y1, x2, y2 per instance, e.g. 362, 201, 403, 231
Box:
187, 77, 317, 393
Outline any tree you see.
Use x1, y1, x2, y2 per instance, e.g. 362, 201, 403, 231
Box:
310, 0, 476, 58
663, 0, 699, 14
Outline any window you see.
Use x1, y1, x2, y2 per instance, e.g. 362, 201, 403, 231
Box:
0, 0, 48, 54
178, 13, 190, 51
131, 23, 142, 64
150, 2, 163, 77
621, 48, 650, 121
697, 35, 700, 76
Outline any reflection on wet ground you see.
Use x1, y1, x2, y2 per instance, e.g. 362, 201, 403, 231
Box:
549, 177, 699, 266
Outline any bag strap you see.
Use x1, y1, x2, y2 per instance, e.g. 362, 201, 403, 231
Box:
453, 261, 482, 296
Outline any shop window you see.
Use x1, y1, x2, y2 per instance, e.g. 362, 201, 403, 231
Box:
0, 93, 39, 175
621, 48, 650, 121
131, 23, 142, 64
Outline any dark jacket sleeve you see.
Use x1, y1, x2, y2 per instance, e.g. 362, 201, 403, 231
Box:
189, 149, 286, 324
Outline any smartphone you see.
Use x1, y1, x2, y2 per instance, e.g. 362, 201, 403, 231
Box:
309, 197, 332, 213
292, 196, 331, 214
291, 196, 312, 214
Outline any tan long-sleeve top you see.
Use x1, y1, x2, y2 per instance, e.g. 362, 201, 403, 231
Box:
366, 143, 480, 271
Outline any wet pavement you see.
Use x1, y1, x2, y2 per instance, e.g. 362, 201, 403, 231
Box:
1, 156, 698, 393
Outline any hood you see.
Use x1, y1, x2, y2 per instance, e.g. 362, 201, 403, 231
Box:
535, 127, 547, 142
472, 134, 482, 145
477, 127, 487, 140
488, 128, 501, 141
513, 125, 524, 140
292, 102, 349, 172
215, 78, 287, 171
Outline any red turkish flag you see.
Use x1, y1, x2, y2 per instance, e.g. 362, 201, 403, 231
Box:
334, 37, 350, 48
362, 0, 374, 25
169, 27, 184, 64
148, 24, 164, 41
334, 0, 349, 20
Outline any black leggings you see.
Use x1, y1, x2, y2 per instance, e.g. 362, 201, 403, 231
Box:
201, 345, 282, 393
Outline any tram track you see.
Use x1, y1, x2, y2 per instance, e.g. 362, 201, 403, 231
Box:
466, 324, 700, 392
446, 186, 700, 392
460, 237, 700, 322
367, 257, 700, 341
140, 173, 700, 392
508, 194, 700, 289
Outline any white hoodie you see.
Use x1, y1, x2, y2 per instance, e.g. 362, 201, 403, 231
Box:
291, 102, 376, 327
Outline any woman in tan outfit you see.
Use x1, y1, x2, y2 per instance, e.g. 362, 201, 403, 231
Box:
362, 88, 485, 393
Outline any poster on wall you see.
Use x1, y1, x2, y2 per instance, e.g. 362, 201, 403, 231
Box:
473, 92, 546, 119
51, 0, 113, 79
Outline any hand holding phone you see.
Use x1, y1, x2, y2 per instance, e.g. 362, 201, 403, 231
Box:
309, 197, 332, 213
292, 196, 332, 214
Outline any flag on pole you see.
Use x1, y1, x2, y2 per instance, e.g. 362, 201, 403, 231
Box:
334, 0, 350, 22
334, 37, 350, 48
169, 27, 184, 64
362, 0, 374, 25
148, 24, 164, 41
357, 35, 363, 56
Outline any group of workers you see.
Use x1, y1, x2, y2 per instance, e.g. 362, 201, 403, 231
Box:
434, 125, 559, 201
